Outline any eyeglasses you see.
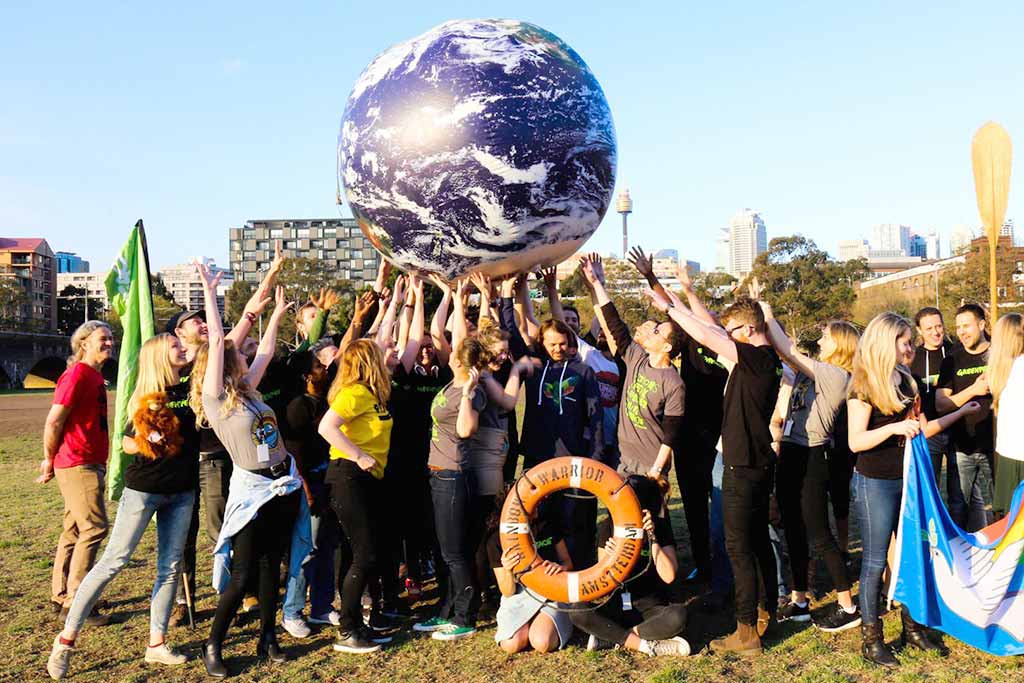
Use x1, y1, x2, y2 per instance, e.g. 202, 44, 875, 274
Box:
726, 324, 746, 336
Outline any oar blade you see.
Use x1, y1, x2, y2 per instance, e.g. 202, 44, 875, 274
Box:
971, 121, 1013, 244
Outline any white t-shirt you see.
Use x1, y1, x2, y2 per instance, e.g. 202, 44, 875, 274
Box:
995, 356, 1024, 461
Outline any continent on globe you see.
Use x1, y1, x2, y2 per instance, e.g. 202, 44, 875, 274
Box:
338, 19, 617, 279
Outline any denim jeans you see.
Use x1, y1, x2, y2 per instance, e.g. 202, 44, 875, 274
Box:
283, 506, 339, 620
852, 473, 902, 623
927, 434, 966, 527
709, 451, 733, 596
65, 487, 195, 634
430, 469, 484, 627
955, 451, 994, 532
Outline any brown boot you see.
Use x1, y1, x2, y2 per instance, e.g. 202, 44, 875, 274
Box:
756, 605, 775, 638
710, 622, 762, 657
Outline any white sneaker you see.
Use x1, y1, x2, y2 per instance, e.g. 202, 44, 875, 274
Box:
586, 634, 613, 651
47, 636, 74, 680
643, 636, 691, 657
282, 616, 312, 639
144, 643, 187, 665
309, 610, 341, 626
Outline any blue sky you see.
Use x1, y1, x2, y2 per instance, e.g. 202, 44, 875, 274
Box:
2, 1, 1022, 273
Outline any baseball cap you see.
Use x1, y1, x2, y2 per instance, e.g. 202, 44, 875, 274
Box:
165, 309, 206, 335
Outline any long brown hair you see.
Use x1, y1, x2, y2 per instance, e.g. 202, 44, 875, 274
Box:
328, 339, 390, 405
819, 321, 859, 373
848, 313, 916, 415
188, 340, 257, 427
988, 313, 1024, 414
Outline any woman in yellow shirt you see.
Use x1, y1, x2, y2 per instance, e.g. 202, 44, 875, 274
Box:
318, 338, 393, 654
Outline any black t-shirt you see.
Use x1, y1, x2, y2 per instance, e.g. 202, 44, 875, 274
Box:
258, 356, 303, 427
909, 342, 952, 420
938, 346, 993, 454
721, 343, 782, 467
854, 373, 917, 480
179, 360, 228, 455
596, 515, 675, 600
388, 363, 453, 473
486, 515, 563, 570
284, 393, 329, 474
123, 380, 200, 494
678, 330, 728, 444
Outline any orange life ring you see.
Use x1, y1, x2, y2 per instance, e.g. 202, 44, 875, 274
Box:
499, 456, 644, 603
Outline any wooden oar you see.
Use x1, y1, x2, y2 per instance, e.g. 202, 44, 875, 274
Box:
970, 122, 1013, 320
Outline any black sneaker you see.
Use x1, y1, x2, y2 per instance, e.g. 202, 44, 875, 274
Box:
815, 604, 862, 633
778, 601, 811, 623
379, 602, 412, 620
333, 630, 382, 654
359, 626, 393, 645
367, 611, 397, 632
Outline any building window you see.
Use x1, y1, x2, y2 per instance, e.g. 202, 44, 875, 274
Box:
998, 286, 1008, 297
311, 239, 323, 248
297, 228, 310, 238
270, 228, 284, 239
243, 227, 255, 238
283, 240, 297, 249
242, 251, 255, 260
323, 227, 336, 237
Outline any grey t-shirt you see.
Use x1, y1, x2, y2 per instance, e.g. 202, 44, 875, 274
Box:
428, 383, 488, 471
202, 392, 288, 471
783, 361, 849, 447
617, 342, 685, 470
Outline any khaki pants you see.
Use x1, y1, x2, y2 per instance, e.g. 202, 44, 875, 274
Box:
52, 464, 108, 607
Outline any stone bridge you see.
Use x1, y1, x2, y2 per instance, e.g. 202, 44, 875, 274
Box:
0, 330, 71, 389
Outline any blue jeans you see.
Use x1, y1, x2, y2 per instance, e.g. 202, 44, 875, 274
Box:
709, 451, 733, 596
852, 473, 902, 623
927, 434, 966, 527
430, 469, 484, 627
65, 488, 195, 634
284, 509, 339, 620
955, 451, 994, 532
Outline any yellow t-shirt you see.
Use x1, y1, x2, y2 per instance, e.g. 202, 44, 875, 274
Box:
328, 384, 393, 479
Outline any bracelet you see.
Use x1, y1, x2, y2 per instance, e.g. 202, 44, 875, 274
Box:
244, 312, 257, 323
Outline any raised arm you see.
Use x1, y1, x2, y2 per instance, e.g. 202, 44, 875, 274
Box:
198, 261, 226, 398
338, 290, 377, 355
649, 288, 738, 364
499, 275, 531, 358
514, 274, 540, 342
374, 278, 405, 351
226, 241, 281, 348
451, 278, 469, 358
245, 286, 294, 388
397, 280, 414, 356
297, 287, 338, 352
470, 272, 493, 325
581, 253, 629, 357
480, 357, 530, 412
628, 246, 668, 300
541, 266, 565, 323
675, 261, 717, 326
367, 284, 395, 338
759, 300, 816, 378
399, 275, 426, 373
456, 370, 482, 439
428, 274, 453, 367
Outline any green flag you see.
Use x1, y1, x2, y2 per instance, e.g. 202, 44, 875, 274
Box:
104, 220, 155, 501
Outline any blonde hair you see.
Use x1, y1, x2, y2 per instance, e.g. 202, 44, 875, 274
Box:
988, 313, 1024, 414
128, 334, 180, 417
188, 340, 258, 428
68, 321, 112, 366
848, 312, 916, 415
820, 321, 859, 373
328, 339, 391, 405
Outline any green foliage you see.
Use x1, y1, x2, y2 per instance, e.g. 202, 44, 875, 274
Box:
223, 279, 254, 328
751, 236, 869, 342
693, 271, 737, 312
56, 285, 106, 335
149, 274, 174, 301
0, 268, 28, 329
559, 267, 589, 298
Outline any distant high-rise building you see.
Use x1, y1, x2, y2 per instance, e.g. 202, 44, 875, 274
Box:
160, 259, 233, 317
1001, 219, 1015, 243
838, 239, 869, 261
950, 225, 978, 254
871, 224, 912, 255
925, 231, 941, 260
715, 228, 730, 273
908, 233, 927, 258
229, 218, 381, 287
56, 272, 109, 309
728, 209, 767, 279
55, 251, 89, 273
653, 249, 678, 260
0, 238, 57, 331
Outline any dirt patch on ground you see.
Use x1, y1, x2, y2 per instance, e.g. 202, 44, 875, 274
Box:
0, 391, 116, 438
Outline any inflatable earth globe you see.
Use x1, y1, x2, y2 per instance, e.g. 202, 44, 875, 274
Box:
338, 19, 617, 279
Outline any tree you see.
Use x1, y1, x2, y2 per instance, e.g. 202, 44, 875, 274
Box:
559, 267, 589, 298
750, 236, 869, 342
693, 271, 738, 312
0, 268, 28, 330
224, 279, 254, 328
938, 239, 1024, 321
150, 274, 174, 301
57, 285, 106, 335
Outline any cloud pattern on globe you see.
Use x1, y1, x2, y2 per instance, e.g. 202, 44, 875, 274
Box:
338, 19, 617, 279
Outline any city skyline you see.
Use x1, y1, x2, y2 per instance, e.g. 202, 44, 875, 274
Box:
2, 2, 1022, 274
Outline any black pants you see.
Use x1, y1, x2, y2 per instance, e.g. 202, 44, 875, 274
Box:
208, 490, 299, 645
327, 458, 381, 633
722, 463, 777, 625
560, 489, 598, 570
825, 440, 853, 522
674, 431, 718, 576
388, 466, 433, 583
430, 469, 486, 627
777, 443, 851, 594
570, 594, 686, 646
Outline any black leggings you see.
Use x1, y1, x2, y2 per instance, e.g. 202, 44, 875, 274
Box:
777, 442, 851, 594
674, 433, 718, 576
327, 458, 381, 632
570, 595, 686, 646
208, 490, 299, 645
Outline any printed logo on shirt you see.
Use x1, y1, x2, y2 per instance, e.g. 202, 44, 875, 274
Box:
625, 374, 658, 430
596, 370, 622, 408
698, 347, 726, 370
250, 411, 280, 449
430, 391, 447, 443
542, 375, 580, 410
373, 403, 393, 421
956, 365, 987, 377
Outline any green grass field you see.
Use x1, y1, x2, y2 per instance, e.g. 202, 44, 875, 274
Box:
0, 393, 1020, 682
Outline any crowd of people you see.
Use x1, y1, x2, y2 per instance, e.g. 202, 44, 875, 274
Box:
36, 244, 1024, 679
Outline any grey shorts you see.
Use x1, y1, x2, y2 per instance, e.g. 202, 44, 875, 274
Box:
493, 590, 573, 648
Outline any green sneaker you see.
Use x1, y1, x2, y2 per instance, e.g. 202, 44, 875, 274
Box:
431, 623, 476, 641
412, 616, 450, 633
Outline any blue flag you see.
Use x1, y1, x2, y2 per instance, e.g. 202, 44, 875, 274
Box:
891, 433, 1024, 656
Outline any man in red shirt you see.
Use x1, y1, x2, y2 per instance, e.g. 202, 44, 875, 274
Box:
38, 321, 115, 624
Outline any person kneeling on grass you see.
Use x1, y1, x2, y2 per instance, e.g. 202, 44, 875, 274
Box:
569, 475, 690, 657
489, 498, 574, 654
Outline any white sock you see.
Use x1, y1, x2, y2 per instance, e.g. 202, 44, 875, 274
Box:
794, 600, 808, 608
842, 604, 857, 614
638, 639, 656, 655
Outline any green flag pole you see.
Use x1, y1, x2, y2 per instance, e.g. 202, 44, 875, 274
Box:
104, 220, 156, 501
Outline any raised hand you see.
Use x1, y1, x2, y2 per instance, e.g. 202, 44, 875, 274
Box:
271, 285, 294, 319
539, 266, 558, 288
391, 276, 407, 307
194, 259, 223, 291
748, 276, 764, 301
408, 273, 424, 298
321, 288, 340, 311
427, 273, 452, 295
269, 240, 285, 274
627, 246, 653, 277
675, 261, 694, 293
644, 287, 671, 313
353, 290, 376, 321
464, 367, 480, 394
500, 274, 518, 298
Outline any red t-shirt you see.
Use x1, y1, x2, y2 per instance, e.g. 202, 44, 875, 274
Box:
52, 363, 109, 468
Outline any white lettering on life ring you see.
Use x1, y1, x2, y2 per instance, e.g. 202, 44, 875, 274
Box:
570, 457, 583, 489
614, 526, 644, 540
500, 522, 530, 535
567, 572, 580, 603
